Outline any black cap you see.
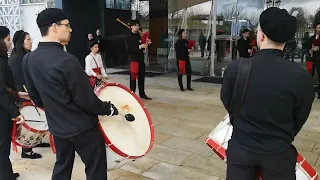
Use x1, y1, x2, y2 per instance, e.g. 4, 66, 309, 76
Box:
259, 7, 297, 43
242, 29, 250, 33
314, 22, 320, 28
36, 8, 68, 28
129, 20, 140, 26
88, 39, 99, 49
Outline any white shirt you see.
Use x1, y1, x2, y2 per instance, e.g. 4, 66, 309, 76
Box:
85, 53, 107, 78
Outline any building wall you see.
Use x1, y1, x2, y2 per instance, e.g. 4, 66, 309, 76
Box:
55, 0, 105, 67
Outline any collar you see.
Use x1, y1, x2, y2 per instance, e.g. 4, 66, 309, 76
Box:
256, 49, 284, 57
38, 42, 64, 49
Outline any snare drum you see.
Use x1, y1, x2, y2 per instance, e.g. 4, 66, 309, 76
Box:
95, 83, 154, 170
12, 101, 49, 149
205, 115, 318, 180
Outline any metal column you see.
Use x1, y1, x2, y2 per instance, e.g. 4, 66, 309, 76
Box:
210, 0, 216, 76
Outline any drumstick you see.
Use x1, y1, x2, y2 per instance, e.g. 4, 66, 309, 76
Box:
122, 113, 135, 122
23, 85, 41, 116
116, 18, 131, 29
118, 106, 135, 122
25, 119, 44, 123
116, 18, 144, 37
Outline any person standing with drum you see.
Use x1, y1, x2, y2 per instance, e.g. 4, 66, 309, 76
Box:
175, 29, 193, 91
127, 20, 152, 100
0, 26, 26, 180
21, 8, 118, 180
85, 39, 108, 88
9, 30, 51, 160
220, 8, 315, 179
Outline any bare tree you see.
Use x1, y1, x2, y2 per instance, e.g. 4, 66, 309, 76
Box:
247, 13, 259, 28
137, 1, 149, 18
221, 3, 247, 20
315, 9, 320, 27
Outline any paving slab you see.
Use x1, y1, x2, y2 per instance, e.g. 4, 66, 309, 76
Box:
144, 145, 193, 165
181, 154, 227, 178
120, 157, 159, 175
9, 70, 320, 180
161, 136, 213, 157
142, 162, 221, 180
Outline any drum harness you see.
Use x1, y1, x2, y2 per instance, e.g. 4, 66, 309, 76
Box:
219, 57, 252, 156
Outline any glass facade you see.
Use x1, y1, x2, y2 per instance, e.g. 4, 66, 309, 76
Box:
50, 0, 319, 76
106, 0, 131, 10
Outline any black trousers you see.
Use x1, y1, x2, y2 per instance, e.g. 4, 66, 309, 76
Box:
130, 61, 146, 96
0, 117, 15, 180
177, 60, 192, 89
313, 62, 320, 95
226, 140, 297, 180
52, 127, 107, 180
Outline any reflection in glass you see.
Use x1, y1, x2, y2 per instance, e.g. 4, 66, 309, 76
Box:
106, 0, 131, 10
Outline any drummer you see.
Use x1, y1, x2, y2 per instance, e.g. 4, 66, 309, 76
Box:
85, 39, 108, 88
9, 30, 50, 160
220, 8, 314, 179
22, 8, 118, 180
0, 26, 25, 180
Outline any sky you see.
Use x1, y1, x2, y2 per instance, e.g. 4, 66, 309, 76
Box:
196, 0, 319, 17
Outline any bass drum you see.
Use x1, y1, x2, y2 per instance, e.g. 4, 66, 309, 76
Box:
95, 82, 154, 170
205, 115, 318, 180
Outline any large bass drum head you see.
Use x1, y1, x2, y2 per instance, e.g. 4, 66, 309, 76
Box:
95, 83, 154, 158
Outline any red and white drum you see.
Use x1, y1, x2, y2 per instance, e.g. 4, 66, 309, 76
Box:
205, 115, 318, 180
95, 82, 154, 170
12, 101, 49, 149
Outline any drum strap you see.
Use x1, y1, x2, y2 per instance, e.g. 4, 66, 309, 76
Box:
229, 58, 252, 124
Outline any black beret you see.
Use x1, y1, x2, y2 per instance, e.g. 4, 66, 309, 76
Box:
0, 26, 10, 40
314, 22, 320, 28
13, 30, 26, 46
129, 20, 140, 26
88, 39, 99, 49
259, 7, 297, 43
36, 8, 68, 28
242, 29, 250, 33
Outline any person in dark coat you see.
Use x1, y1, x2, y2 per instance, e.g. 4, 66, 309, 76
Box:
175, 29, 193, 91
237, 28, 252, 58
308, 22, 320, 99
221, 8, 315, 179
0, 26, 26, 180
127, 20, 152, 100
8, 30, 50, 160
21, 8, 118, 180
198, 32, 206, 57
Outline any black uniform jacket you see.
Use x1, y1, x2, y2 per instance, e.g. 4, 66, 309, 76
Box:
308, 35, 320, 63
22, 42, 112, 138
237, 37, 252, 58
127, 32, 144, 62
221, 49, 315, 155
8, 52, 26, 92
0, 55, 20, 120
175, 39, 189, 61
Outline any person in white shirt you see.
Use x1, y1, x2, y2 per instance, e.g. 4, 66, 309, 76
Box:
85, 40, 108, 88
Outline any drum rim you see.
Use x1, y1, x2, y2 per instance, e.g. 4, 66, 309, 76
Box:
19, 102, 48, 134
95, 82, 155, 159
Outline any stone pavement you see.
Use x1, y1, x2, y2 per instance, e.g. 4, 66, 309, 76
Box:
10, 68, 320, 180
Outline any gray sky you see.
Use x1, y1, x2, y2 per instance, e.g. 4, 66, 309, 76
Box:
197, 0, 319, 16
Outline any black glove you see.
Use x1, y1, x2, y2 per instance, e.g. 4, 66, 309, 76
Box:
109, 102, 118, 116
